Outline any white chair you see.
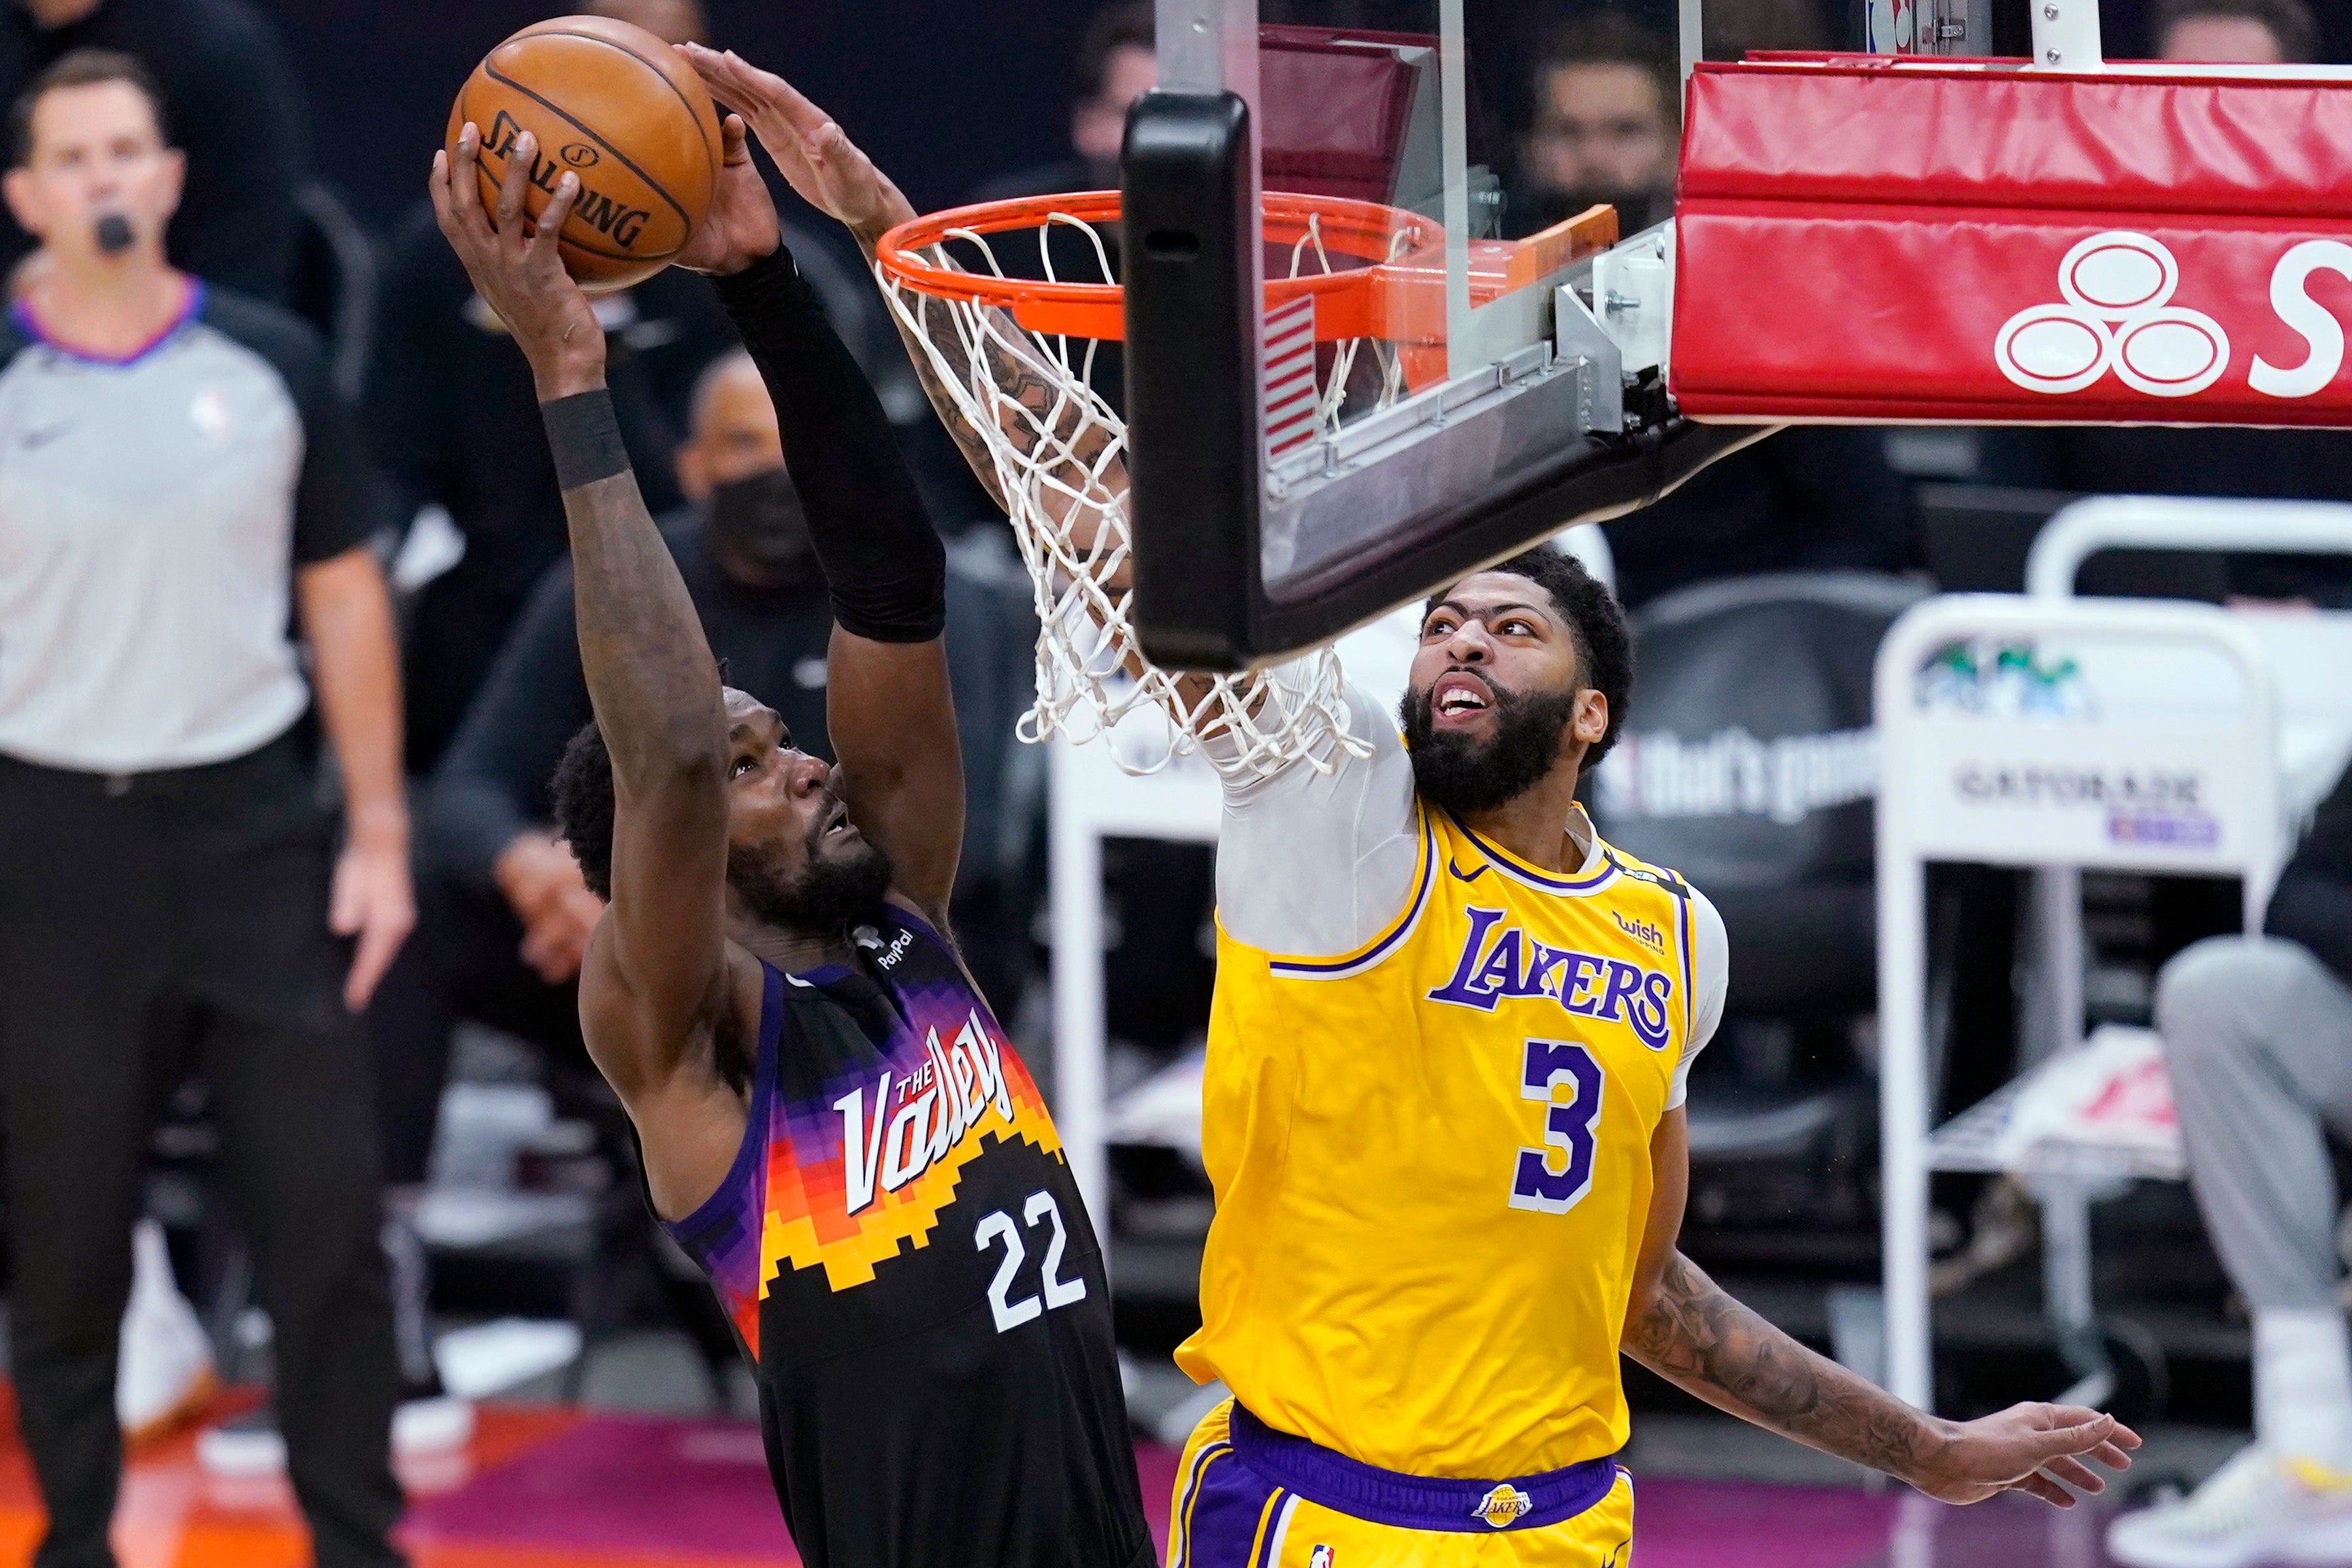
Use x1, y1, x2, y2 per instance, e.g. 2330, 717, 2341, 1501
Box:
2028, 495, 2352, 825
1876, 594, 2283, 1412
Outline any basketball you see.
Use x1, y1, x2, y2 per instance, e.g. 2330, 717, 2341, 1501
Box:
446, 15, 721, 293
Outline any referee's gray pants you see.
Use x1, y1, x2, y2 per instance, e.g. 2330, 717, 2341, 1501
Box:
2157, 935, 2352, 1313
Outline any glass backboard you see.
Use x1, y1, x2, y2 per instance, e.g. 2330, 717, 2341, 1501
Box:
1121, 0, 1754, 670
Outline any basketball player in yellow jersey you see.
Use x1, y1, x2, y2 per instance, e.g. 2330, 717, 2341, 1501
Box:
1162, 547, 2142, 1565
676, 55, 2143, 1565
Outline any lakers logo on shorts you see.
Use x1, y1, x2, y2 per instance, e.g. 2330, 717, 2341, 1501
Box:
1472, 1484, 1534, 1528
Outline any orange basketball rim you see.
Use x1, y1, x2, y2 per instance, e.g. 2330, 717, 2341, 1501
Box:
874, 190, 1618, 352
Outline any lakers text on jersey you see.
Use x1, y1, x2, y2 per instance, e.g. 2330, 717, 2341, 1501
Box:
1181, 805, 1695, 1478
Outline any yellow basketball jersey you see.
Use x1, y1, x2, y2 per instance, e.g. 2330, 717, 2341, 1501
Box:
1177, 801, 1696, 1478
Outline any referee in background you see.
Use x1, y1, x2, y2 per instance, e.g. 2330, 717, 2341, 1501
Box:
0, 52, 410, 1568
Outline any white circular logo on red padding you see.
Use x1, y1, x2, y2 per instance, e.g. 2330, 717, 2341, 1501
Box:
2061, 233, 2174, 315
1997, 306, 2112, 394
2113, 311, 2229, 395
1995, 232, 2229, 399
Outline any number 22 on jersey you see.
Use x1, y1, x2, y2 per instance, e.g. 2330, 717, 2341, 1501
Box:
1511, 1038, 1605, 1215
975, 1189, 1088, 1333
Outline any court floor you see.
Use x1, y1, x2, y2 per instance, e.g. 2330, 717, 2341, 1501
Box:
0, 1384, 2151, 1568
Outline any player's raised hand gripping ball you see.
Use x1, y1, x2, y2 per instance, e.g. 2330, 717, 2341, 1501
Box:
447, 15, 721, 292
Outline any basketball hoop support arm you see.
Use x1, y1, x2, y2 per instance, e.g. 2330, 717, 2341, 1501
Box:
2032, 0, 2103, 69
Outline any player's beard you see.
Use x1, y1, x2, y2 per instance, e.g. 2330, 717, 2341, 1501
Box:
728, 822, 896, 936
1399, 675, 1583, 815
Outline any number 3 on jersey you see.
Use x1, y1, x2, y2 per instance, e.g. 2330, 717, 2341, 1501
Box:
1510, 1038, 1604, 1214
975, 1190, 1088, 1333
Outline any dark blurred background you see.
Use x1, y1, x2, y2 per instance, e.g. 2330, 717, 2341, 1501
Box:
262, 0, 2351, 246
268, 0, 1104, 227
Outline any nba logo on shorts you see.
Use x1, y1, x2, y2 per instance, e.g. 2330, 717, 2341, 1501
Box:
1309, 1547, 1335, 1568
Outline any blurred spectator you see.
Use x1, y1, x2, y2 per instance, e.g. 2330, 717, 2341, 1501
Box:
2109, 760, 2352, 1565
1599, 428, 1915, 608
2153, 0, 2316, 62
0, 53, 407, 1567
1511, 11, 1679, 238
973, 0, 1154, 199
0, 0, 310, 302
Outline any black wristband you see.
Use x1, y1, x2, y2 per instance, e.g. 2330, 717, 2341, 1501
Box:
540, 389, 629, 491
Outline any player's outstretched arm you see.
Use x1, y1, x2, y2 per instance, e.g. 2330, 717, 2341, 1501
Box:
679, 46, 1125, 523
672, 106, 965, 923
429, 127, 740, 1145
681, 48, 1273, 734
1620, 1114, 2140, 1506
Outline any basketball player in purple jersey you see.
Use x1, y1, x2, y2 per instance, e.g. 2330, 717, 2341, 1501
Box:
429, 114, 1152, 1568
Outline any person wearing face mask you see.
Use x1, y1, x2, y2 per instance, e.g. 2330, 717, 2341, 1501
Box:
371, 344, 1038, 1402
363, 350, 830, 1390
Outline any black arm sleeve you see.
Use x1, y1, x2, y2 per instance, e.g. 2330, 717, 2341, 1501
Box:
711, 246, 945, 642
422, 559, 598, 890
2267, 762, 2352, 990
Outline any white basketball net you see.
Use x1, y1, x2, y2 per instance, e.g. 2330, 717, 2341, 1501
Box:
877, 211, 1401, 781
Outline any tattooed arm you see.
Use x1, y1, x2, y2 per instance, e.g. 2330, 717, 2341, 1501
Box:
431, 124, 760, 1223
1624, 1111, 2139, 1507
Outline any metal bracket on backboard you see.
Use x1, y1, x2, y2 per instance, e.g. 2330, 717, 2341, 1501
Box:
1591, 223, 1674, 380
1554, 280, 1624, 437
